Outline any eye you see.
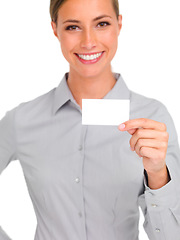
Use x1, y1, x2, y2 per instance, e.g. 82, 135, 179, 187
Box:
97, 22, 110, 28
65, 25, 80, 31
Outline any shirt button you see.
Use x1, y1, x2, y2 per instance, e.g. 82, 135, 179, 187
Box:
155, 228, 160, 233
151, 204, 158, 208
75, 178, 80, 183
78, 145, 83, 151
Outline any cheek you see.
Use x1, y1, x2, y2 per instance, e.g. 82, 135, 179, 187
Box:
59, 34, 78, 56
60, 42, 74, 62
100, 30, 118, 53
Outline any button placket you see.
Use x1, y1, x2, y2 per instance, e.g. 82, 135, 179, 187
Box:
75, 124, 88, 239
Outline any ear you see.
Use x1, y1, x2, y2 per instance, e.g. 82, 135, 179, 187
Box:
117, 15, 122, 35
51, 21, 58, 38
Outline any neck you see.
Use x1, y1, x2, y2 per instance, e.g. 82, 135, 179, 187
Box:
67, 67, 116, 109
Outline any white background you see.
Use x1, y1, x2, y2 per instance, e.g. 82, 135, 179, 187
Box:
0, 0, 180, 239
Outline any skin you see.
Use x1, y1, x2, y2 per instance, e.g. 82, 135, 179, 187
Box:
51, 0, 170, 190
119, 119, 170, 189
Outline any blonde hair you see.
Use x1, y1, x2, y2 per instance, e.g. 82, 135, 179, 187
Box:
50, 0, 119, 24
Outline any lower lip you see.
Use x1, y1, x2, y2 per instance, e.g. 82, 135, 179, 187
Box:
75, 52, 104, 64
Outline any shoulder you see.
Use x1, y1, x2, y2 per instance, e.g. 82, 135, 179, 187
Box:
130, 90, 167, 120
129, 90, 178, 142
6, 87, 56, 125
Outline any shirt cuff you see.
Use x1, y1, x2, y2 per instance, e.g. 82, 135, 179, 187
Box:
144, 168, 177, 209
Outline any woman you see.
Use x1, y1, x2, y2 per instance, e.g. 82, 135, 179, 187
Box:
0, 0, 180, 239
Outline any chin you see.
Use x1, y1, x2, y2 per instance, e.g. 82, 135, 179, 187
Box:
78, 68, 104, 79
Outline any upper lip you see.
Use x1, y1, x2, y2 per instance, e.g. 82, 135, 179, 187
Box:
75, 51, 104, 55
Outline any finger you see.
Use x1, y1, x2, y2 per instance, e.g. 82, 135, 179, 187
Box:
134, 139, 168, 157
127, 128, 137, 135
129, 129, 167, 150
119, 118, 167, 132
139, 147, 166, 162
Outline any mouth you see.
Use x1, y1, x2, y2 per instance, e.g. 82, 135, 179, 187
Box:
74, 51, 104, 64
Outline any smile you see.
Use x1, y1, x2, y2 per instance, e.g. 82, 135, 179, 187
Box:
77, 52, 103, 60
75, 51, 104, 64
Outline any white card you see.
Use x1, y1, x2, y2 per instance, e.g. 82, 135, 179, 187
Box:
82, 99, 130, 126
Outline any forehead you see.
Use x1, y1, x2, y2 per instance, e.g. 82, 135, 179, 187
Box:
58, 0, 115, 21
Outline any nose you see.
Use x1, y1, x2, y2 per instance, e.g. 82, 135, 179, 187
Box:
80, 28, 97, 50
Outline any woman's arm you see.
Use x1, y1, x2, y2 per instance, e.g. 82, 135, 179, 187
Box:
119, 107, 180, 239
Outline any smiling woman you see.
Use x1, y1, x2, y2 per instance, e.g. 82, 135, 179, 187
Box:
50, 0, 122, 108
0, 0, 180, 240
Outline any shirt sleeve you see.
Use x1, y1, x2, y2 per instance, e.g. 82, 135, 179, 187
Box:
138, 103, 180, 240
0, 108, 18, 240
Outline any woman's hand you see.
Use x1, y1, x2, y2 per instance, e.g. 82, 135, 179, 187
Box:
118, 118, 170, 189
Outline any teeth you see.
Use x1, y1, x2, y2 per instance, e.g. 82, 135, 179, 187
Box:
78, 52, 103, 60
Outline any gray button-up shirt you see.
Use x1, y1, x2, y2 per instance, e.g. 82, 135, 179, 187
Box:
1, 73, 180, 240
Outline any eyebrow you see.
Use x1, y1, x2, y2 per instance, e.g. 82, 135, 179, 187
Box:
63, 15, 112, 24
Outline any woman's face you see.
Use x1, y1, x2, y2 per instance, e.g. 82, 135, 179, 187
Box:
51, 0, 122, 79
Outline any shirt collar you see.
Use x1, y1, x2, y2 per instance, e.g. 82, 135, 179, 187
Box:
53, 72, 130, 115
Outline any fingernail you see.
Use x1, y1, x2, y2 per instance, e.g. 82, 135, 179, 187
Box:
119, 123, 126, 130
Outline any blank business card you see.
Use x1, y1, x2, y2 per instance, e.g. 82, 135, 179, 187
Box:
82, 99, 130, 126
